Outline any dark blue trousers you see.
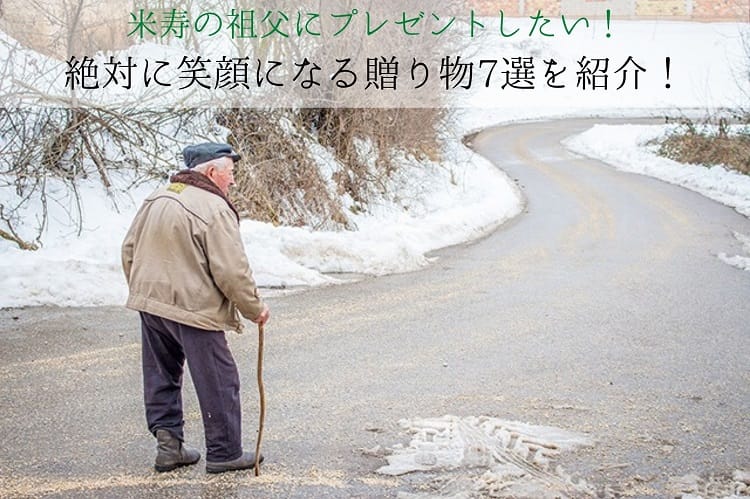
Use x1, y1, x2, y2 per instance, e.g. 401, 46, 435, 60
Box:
140, 311, 243, 462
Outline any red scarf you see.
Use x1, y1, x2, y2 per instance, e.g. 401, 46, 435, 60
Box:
170, 169, 240, 222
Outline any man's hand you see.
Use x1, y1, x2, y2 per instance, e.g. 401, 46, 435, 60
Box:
252, 304, 270, 326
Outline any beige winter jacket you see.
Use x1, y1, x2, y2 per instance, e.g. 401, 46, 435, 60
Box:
121, 181, 264, 333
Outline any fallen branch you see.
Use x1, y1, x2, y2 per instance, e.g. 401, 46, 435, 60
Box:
0, 227, 39, 251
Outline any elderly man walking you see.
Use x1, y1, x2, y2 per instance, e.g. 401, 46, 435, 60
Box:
122, 142, 270, 473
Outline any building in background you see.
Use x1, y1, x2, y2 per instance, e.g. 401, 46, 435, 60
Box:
0, 0, 747, 61
470, 0, 749, 20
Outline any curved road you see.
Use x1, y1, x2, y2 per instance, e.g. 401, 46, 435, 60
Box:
1, 119, 748, 498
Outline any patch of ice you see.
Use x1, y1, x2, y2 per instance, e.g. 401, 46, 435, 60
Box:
374, 415, 594, 498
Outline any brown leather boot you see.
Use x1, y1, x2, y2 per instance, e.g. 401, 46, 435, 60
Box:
154, 429, 201, 472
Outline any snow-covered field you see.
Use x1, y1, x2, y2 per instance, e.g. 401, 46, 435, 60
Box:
1, 19, 749, 307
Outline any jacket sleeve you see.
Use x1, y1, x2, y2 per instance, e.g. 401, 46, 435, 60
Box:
121, 200, 149, 285
121, 219, 137, 285
205, 209, 265, 321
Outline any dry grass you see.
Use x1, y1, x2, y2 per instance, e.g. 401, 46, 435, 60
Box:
656, 118, 750, 175
305, 108, 446, 202
217, 109, 350, 230
218, 108, 450, 230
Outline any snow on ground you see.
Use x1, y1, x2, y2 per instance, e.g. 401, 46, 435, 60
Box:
454, 19, 750, 135
563, 124, 750, 271
1, 19, 749, 307
0, 139, 521, 307
563, 124, 750, 218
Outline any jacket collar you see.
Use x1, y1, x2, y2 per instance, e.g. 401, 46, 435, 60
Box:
169, 169, 240, 222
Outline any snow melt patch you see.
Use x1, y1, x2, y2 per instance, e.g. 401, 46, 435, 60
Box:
374, 415, 594, 498
718, 232, 750, 272
668, 468, 750, 499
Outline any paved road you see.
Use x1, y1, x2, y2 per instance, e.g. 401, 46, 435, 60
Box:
1, 119, 748, 498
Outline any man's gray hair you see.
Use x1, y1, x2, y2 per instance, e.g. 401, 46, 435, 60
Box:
192, 156, 233, 173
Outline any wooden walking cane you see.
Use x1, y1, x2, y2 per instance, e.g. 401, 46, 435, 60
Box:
254, 322, 266, 476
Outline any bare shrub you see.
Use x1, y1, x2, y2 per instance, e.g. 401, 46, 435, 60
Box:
0, 0, 466, 246
300, 108, 448, 204
215, 106, 451, 230
0, 107, 200, 248
216, 108, 350, 229
654, 25, 750, 175
657, 118, 750, 175
0, 0, 131, 60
